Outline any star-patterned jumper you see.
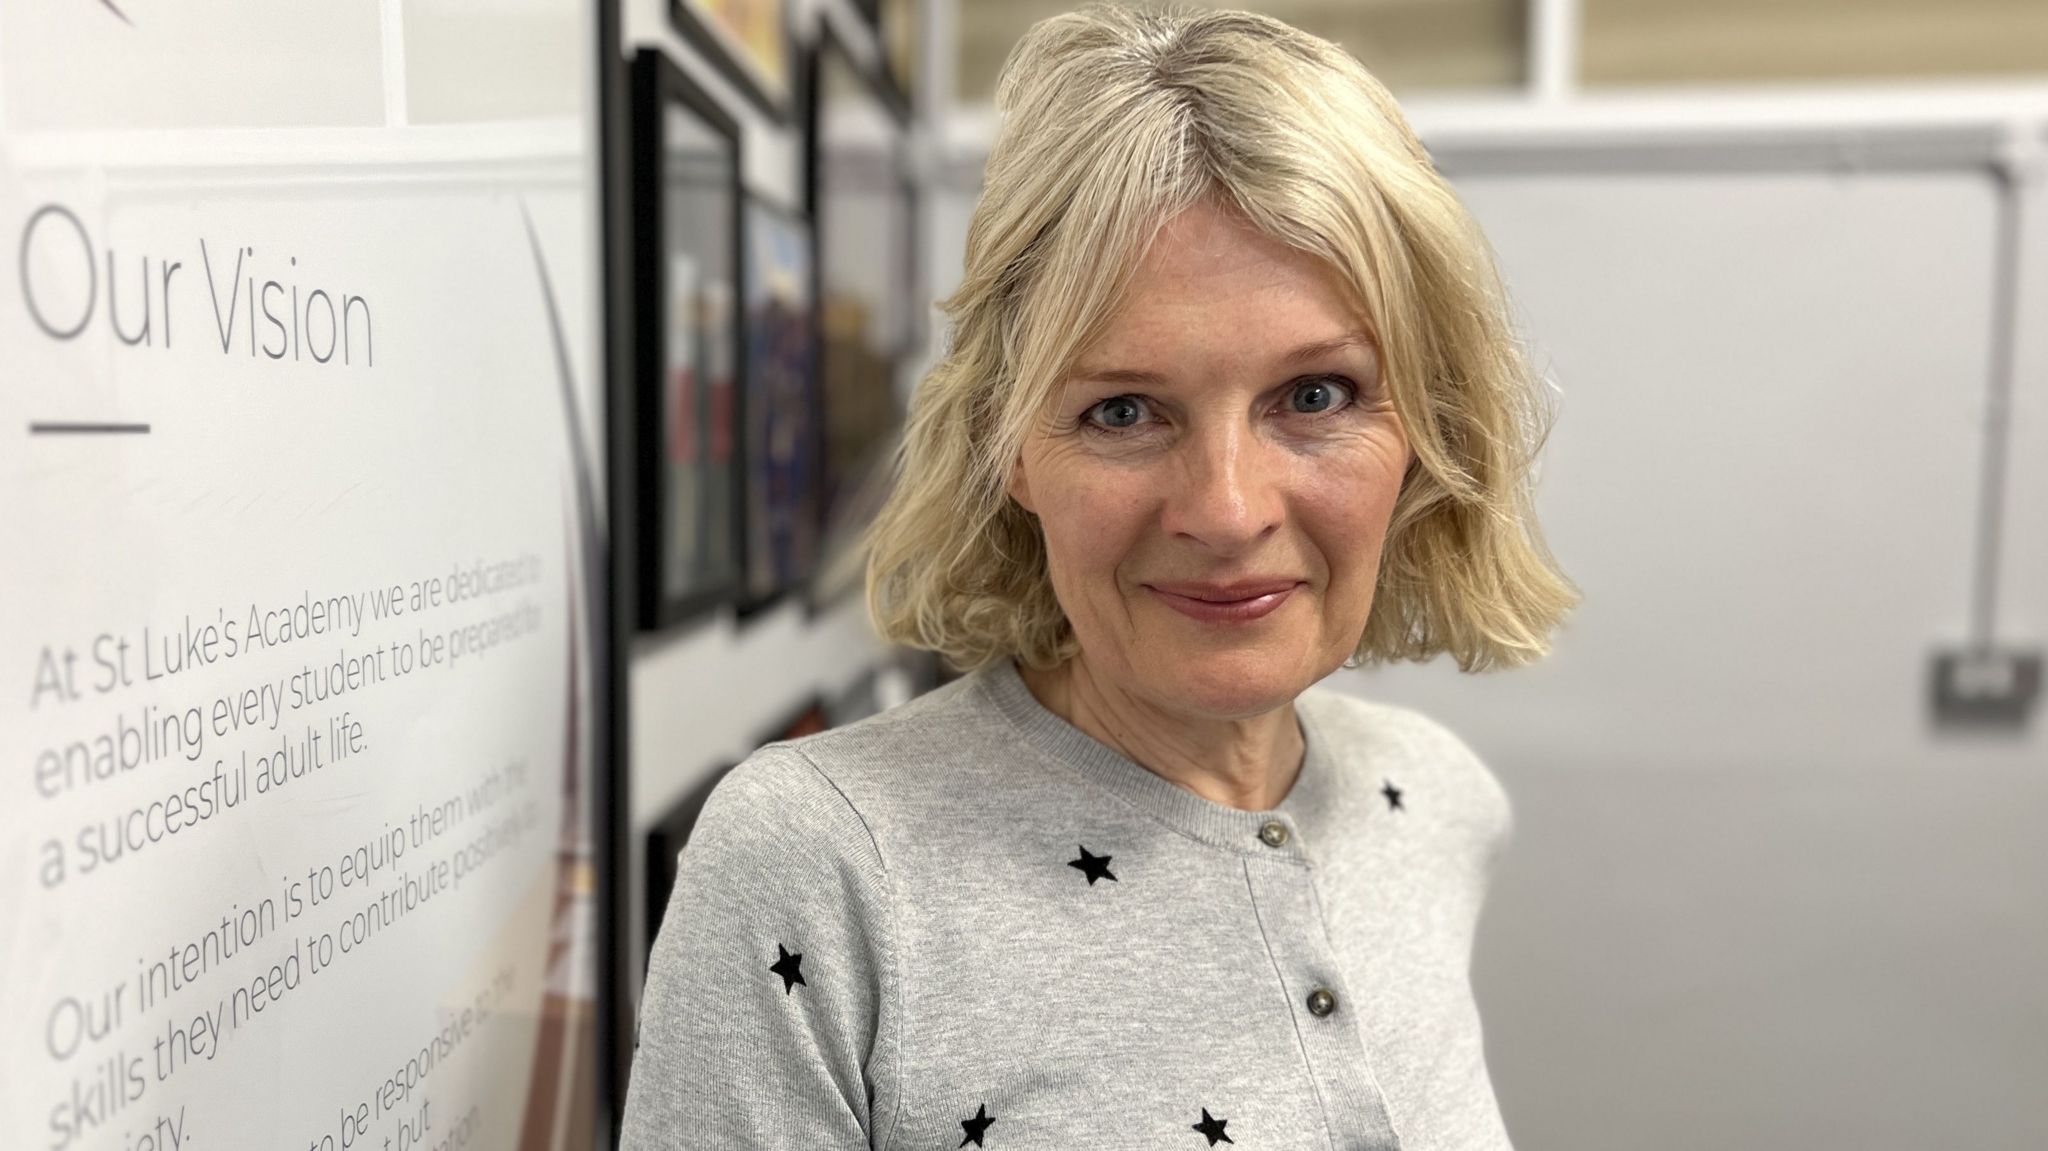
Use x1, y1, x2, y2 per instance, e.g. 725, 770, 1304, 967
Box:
621, 658, 1517, 1150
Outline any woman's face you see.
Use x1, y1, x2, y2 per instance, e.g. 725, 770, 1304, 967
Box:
1008, 199, 1412, 720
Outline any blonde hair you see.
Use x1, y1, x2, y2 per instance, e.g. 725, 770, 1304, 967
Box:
863, 3, 1579, 674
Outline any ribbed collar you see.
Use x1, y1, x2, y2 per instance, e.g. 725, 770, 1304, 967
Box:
974, 657, 1336, 861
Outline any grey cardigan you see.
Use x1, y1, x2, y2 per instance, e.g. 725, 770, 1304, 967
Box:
621, 657, 1517, 1150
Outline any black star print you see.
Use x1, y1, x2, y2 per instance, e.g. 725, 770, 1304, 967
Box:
1381, 778, 1405, 811
958, 1102, 995, 1147
1192, 1107, 1233, 1145
768, 943, 805, 993
1068, 844, 1117, 885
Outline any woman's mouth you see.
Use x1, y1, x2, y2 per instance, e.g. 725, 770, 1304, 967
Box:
1143, 581, 1303, 623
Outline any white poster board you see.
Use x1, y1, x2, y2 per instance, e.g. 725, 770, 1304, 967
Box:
1, 3, 608, 1149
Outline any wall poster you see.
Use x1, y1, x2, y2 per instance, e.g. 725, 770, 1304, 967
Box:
1, 2, 613, 1149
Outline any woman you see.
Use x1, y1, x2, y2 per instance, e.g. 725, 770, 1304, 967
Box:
622, 5, 1577, 1148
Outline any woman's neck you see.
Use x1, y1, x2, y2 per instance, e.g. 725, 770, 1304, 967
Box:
1017, 653, 1304, 812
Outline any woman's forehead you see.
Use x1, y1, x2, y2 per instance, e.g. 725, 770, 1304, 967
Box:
1138, 199, 1315, 284
1087, 204, 1368, 334
1074, 269, 1375, 383
1068, 326, 1378, 391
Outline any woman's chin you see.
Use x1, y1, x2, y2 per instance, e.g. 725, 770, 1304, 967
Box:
1135, 652, 1308, 720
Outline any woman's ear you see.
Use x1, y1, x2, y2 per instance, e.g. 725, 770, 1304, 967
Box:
1006, 455, 1037, 515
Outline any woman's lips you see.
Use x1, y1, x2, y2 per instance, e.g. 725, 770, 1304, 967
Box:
1145, 581, 1302, 623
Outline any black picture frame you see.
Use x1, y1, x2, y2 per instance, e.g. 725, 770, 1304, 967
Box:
798, 17, 918, 616
595, 0, 642, 1135
667, 0, 793, 124
799, 15, 915, 343
632, 49, 749, 632
831, 0, 913, 117
875, 0, 919, 114
734, 192, 826, 620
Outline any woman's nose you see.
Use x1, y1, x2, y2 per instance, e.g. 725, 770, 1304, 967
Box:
1160, 418, 1283, 553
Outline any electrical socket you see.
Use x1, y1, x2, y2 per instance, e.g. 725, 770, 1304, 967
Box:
1929, 646, 2043, 730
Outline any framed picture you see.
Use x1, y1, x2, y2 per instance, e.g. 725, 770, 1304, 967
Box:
876, 0, 920, 111
737, 194, 824, 614
668, 0, 792, 122
632, 49, 747, 630
800, 18, 918, 611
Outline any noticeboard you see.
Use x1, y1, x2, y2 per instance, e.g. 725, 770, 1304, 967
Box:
0, 3, 617, 1148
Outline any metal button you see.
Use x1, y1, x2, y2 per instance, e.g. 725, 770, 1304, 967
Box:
1306, 987, 1337, 1017
1257, 820, 1290, 847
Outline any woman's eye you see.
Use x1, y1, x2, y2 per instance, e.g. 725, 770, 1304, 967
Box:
1086, 395, 1150, 430
1288, 376, 1355, 415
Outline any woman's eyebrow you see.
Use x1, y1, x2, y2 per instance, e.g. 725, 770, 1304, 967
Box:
1278, 330, 1378, 366
1068, 366, 1174, 387
1071, 331, 1377, 386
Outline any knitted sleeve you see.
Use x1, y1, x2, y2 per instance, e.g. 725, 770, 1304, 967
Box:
620, 744, 899, 1149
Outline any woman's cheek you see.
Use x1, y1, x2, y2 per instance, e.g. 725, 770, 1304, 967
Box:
1062, 468, 1152, 557
1291, 450, 1403, 547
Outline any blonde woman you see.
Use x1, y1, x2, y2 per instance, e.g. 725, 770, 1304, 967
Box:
622, 5, 1576, 1148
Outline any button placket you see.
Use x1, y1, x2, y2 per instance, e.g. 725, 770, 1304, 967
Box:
1241, 854, 1401, 1149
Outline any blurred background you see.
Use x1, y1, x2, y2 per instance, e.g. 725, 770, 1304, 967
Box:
627, 1, 2048, 1148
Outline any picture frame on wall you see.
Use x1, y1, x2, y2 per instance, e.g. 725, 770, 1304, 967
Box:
737, 193, 825, 616
668, 0, 793, 122
632, 49, 748, 631
799, 17, 917, 612
876, 0, 920, 112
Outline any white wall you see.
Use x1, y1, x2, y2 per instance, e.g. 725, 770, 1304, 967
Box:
1352, 153, 2048, 1150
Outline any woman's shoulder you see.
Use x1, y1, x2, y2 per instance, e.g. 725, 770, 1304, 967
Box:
769, 668, 1015, 791
681, 738, 885, 880
1297, 682, 1486, 766
698, 670, 1013, 859
1296, 682, 1515, 859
